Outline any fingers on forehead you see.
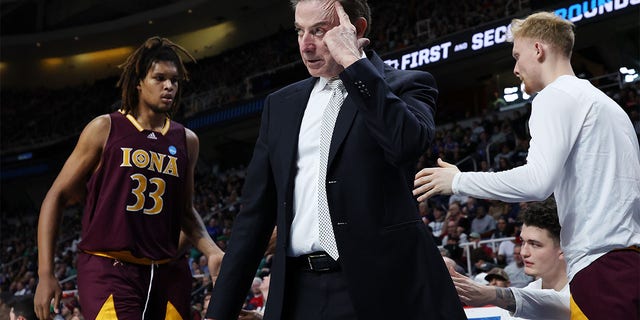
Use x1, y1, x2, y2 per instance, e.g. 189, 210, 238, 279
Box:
319, 1, 339, 24
334, 1, 351, 22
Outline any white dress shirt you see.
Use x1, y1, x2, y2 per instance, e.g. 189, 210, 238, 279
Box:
288, 77, 349, 256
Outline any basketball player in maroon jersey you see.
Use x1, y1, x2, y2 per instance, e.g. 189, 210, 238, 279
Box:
34, 37, 223, 320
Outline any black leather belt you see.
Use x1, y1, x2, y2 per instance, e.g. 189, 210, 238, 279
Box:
288, 251, 341, 273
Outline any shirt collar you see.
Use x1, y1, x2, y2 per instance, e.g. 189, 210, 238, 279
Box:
315, 51, 367, 92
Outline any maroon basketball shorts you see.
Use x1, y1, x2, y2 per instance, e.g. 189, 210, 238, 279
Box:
77, 252, 192, 320
569, 247, 640, 320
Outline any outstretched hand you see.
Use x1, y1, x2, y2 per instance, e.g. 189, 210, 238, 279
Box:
413, 158, 460, 202
449, 269, 494, 307
323, 1, 369, 68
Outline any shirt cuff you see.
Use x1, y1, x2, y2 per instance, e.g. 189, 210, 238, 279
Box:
451, 172, 462, 194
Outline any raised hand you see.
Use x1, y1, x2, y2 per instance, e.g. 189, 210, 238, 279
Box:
323, 1, 370, 68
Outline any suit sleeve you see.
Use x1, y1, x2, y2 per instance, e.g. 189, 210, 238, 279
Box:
340, 57, 437, 166
206, 95, 278, 319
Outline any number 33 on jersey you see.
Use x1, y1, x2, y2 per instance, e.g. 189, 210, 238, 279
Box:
121, 147, 179, 215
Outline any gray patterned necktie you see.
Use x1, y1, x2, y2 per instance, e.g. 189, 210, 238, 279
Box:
318, 78, 345, 260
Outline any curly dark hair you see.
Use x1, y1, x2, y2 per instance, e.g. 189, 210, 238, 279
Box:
116, 36, 195, 117
520, 196, 561, 245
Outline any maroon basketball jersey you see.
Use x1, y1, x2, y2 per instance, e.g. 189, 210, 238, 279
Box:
78, 111, 188, 261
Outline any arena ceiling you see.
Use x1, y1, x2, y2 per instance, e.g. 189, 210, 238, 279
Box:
1, 0, 290, 60
0, 0, 638, 166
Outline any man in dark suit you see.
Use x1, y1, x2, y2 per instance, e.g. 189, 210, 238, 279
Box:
206, 1, 465, 319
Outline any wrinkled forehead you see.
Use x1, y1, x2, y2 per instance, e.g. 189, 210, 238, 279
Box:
294, 0, 338, 28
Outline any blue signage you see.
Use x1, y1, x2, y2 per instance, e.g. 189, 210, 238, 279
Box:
383, 0, 638, 70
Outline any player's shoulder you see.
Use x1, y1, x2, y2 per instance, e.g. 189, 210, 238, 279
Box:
183, 127, 199, 154
83, 114, 112, 135
184, 127, 198, 142
72, 114, 112, 152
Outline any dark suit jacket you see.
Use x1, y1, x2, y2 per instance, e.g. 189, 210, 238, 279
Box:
207, 51, 466, 319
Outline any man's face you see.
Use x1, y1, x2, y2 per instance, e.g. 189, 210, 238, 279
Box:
520, 224, 564, 278
513, 245, 524, 267
476, 207, 486, 218
449, 203, 460, 216
488, 278, 509, 287
419, 202, 428, 215
62, 304, 72, 316
446, 222, 457, 235
295, 0, 344, 78
497, 219, 507, 231
512, 37, 544, 95
137, 60, 179, 113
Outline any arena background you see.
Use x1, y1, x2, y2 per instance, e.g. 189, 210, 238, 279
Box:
0, 0, 638, 315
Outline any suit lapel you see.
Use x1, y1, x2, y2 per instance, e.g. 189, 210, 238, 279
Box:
328, 96, 357, 165
328, 51, 386, 166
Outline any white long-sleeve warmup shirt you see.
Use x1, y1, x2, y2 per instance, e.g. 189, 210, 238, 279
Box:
452, 75, 640, 280
511, 278, 570, 320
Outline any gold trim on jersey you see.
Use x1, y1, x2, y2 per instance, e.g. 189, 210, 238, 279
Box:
119, 109, 171, 135
84, 250, 172, 265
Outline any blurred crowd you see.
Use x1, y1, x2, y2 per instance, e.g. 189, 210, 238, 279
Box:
2, 77, 637, 317
1, 0, 530, 153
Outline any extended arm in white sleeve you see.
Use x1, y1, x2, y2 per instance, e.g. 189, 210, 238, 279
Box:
452, 88, 586, 202
511, 284, 570, 319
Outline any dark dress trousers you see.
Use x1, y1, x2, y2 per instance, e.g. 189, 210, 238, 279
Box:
206, 51, 467, 320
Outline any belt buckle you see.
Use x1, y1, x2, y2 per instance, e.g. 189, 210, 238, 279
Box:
307, 253, 330, 272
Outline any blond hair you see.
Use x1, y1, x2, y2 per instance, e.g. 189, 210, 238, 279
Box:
509, 12, 575, 58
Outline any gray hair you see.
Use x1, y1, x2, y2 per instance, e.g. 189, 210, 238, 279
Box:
290, 0, 372, 37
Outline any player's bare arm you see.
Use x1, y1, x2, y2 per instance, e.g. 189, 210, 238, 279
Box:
34, 115, 110, 320
180, 128, 224, 281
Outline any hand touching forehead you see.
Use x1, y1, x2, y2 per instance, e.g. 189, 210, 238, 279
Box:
319, 0, 355, 28
319, 0, 340, 26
